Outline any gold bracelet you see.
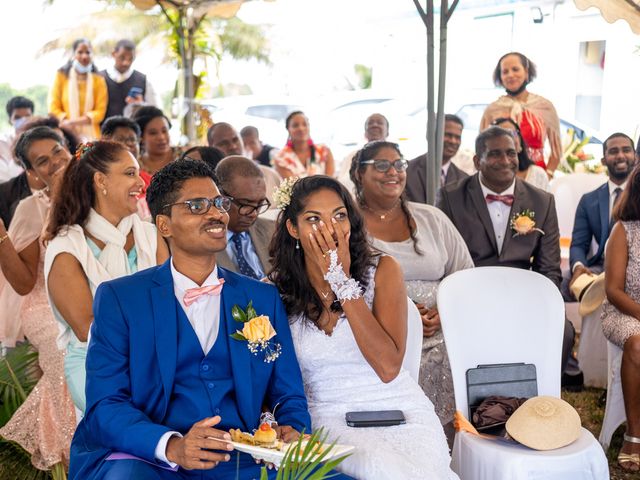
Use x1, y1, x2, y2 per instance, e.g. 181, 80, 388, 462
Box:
0, 233, 8, 245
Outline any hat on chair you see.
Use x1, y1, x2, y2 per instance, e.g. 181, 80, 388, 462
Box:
505, 396, 581, 450
570, 272, 606, 316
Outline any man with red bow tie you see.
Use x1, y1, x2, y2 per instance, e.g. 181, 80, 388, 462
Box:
69, 159, 354, 480
438, 127, 577, 378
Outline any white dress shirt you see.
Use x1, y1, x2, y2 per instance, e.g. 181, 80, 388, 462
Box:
479, 176, 516, 254
608, 179, 627, 220
154, 259, 224, 466
440, 161, 451, 186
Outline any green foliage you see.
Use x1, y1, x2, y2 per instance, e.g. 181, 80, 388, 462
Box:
260, 428, 350, 480
0, 439, 53, 479
0, 343, 40, 427
354, 64, 372, 89
0, 84, 49, 131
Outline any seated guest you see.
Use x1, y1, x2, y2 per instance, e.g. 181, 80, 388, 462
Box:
438, 126, 576, 375
269, 175, 459, 480
180, 145, 225, 171
0, 96, 33, 182
490, 117, 549, 191
68, 159, 351, 480
44, 140, 169, 413
133, 106, 179, 186
570, 133, 637, 283
349, 140, 473, 426
0, 127, 76, 472
208, 122, 281, 206
240, 125, 277, 167
100, 115, 141, 159
273, 111, 335, 178
215, 156, 274, 279
337, 113, 389, 195
405, 114, 468, 204
601, 164, 640, 472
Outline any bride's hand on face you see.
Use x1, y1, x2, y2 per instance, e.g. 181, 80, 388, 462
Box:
307, 217, 351, 276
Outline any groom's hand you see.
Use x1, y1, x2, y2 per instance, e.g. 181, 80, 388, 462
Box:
274, 425, 300, 443
166, 416, 233, 470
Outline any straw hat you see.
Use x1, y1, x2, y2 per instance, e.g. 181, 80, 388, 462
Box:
505, 396, 581, 450
570, 272, 606, 316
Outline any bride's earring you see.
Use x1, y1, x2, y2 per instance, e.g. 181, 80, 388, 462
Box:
295, 239, 300, 250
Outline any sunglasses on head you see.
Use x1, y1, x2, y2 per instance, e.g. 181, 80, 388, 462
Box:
163, 195, 231, 215
360, 158, 408, 173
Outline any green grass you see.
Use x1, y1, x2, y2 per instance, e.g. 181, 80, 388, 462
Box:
562, 388, 638, 479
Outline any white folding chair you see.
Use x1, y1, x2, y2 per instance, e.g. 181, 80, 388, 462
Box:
549, 173, 607, 240
599, 341, 626, 449
402, 297, 422, 383
438, 267, 609, 480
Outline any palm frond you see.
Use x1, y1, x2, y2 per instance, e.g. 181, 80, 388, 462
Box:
0, 344, 40, 427
0, 438, 52, 480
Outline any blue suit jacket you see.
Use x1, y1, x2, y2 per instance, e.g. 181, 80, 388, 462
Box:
69, 261, 310, 479
570, 183, 609, 270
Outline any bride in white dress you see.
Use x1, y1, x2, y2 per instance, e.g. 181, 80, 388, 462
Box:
269, 175, 458, 480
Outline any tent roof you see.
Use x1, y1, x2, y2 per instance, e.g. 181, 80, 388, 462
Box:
574, 0, 640, 34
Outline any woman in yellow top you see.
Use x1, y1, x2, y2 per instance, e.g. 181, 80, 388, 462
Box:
48, 38, 107, 141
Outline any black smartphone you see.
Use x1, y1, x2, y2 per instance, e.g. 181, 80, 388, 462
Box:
127, 86, 143, 98
345, 410, 406, 428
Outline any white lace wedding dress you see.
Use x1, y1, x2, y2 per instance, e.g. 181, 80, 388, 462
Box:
289, 259, 459, 480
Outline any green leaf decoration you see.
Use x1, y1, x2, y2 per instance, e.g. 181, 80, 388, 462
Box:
0, 343, 40, 427
230, 332, 247, 341
232, 304, 248, 323
265, 427, 350, 480
246, 301, 258, 320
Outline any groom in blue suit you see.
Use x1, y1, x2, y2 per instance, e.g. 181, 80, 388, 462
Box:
569, 133, 637, 286
69, 159, 352, 479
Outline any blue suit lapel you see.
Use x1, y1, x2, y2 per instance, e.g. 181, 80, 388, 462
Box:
598, 184, 609, 239
218, 268, 255, 429
150, 260, 178, 412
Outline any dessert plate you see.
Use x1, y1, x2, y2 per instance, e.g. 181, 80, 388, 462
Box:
231, 440, 354, 468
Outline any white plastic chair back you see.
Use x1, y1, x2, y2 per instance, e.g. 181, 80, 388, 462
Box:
599, 341, 626, 449
549, 173, 607, 240
438, 267, 564, 420
402, 297, 422, 382
438, 267, 609, 480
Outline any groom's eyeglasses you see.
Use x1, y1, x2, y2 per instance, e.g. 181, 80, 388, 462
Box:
163, 195, 232, 215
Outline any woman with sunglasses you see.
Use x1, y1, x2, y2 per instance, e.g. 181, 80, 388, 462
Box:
44, 140, 169, 414
490, 117, 549, 191
350, 140, 473, 428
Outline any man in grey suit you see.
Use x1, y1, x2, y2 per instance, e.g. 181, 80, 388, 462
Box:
405, 113, 469, 204
214, 156, 275, 279
438, 126, 577, 379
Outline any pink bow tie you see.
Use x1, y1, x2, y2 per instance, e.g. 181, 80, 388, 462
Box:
183, 280, 225, 307
486, 193, 514, 206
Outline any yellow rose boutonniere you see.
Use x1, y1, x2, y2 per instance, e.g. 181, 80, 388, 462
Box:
230, 301, 282, 362
510, 209, 545, 237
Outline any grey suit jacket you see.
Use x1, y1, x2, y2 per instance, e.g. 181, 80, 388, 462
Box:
216, 216, 276, 277
405, 153, 468, 204
438, 174, 562, 289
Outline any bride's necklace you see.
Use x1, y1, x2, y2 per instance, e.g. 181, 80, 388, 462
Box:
320, 289, 342, 313
363, 200, 400, 221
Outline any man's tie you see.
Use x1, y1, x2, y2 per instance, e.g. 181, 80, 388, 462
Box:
440, 168, 446, 188
231, 233, 260, 280
613, 187, 622, 208
485, 194, 515, 206
183, 280, 225, 307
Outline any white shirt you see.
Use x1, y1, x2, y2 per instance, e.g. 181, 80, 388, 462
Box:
105, 66, 158, 107
155, 259, 224, 466
0, 131, 24, 182
608, 180, 627, 221
479, 176, 516, 254
441, 161, 451, 186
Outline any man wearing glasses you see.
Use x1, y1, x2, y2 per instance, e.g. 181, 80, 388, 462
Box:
68, 159, 347, 479
214, 156, 275, 280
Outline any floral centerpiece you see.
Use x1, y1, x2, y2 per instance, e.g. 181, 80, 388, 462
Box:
558, 128, 603, 174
